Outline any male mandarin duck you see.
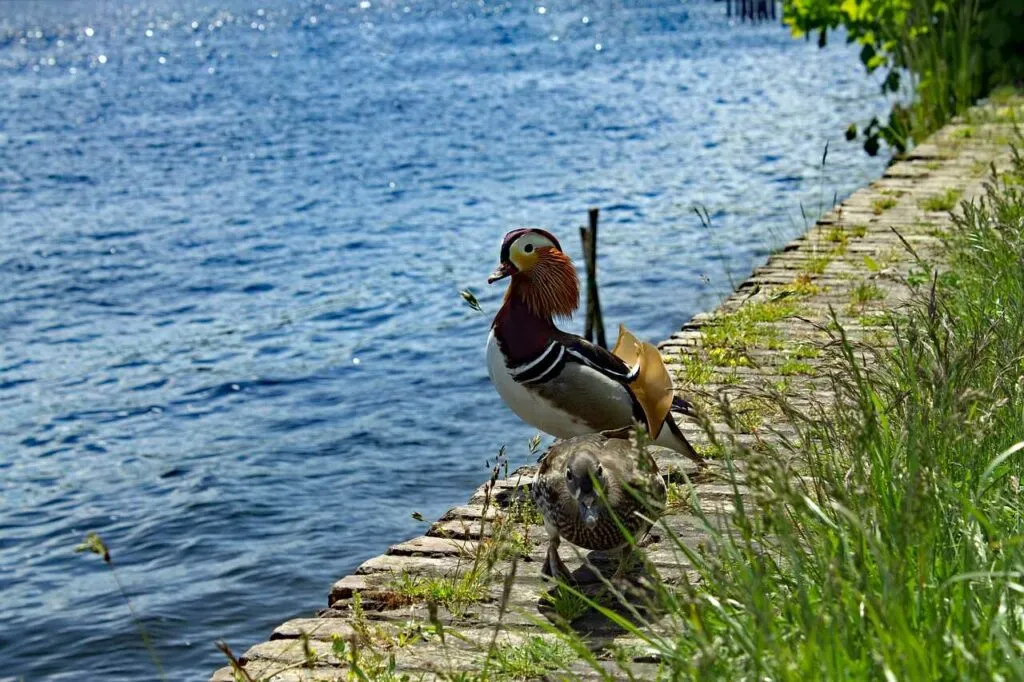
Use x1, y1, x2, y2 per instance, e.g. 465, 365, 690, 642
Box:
485, 227, 703, 464
532, 430, 667, 582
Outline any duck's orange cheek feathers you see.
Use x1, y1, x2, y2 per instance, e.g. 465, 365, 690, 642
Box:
525, 250, 580, 318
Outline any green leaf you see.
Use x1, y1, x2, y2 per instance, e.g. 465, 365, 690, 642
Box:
460, 288, 483, 314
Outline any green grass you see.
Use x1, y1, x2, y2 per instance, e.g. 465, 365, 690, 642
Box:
778, 357, 814, 376
825, 225, 848, 247
858, 312, 892, 327
802, 252, 834, 275
389, 568, 489, 615
871, 196, 898, 214
729, 396, 776, 434
782, 273, 823, 297
918, 187, 963, 211
666, 480, 697, 512
541, 584, 590, 624
850, 280, 885, 307
701, 298, 798, 365
544, 153, 1024, 680
484, 637, 575, 680
677, 352, 713, 386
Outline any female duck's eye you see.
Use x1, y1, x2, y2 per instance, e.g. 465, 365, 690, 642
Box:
596, 465, 603, 478
524, 243, 534, 254
565, 470, 573, 481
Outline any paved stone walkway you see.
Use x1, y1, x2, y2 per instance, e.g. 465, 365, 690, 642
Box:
211, 99, 1021, 682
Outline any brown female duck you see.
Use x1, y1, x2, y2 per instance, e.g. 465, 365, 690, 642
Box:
532, 431, 667, 582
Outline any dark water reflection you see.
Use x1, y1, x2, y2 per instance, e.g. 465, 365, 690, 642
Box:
0, 0, 890, 678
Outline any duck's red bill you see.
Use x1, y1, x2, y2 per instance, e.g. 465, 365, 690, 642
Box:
487, 262, 516, 283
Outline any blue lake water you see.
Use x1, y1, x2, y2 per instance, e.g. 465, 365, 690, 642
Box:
0, 0, 891, 678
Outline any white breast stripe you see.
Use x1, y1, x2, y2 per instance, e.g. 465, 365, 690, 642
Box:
518, 346, 564, 385
509, 342, 558, 376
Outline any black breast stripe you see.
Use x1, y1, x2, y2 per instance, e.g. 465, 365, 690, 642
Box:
514, 344, 566, 385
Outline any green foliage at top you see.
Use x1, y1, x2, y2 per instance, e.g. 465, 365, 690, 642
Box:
784, 0, 1024, 154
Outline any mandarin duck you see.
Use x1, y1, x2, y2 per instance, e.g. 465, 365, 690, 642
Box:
532, 430, 667, 582
485, 227, 702, 463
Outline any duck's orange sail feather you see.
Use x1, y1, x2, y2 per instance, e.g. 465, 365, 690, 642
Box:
611, 324, 674, 439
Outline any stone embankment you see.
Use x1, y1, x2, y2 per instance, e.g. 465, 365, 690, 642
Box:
211, 99, 1021, 681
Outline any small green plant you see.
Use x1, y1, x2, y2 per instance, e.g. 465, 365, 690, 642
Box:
694, 442, 724, 459
858, 313, 892, 327
501, 494, 542, 528
918, 188, 963, 211
783, 273, 823, 297
701, 297, 797, 365
666, 480, 696, 511
331, 633, 408, 681
485, 637, 575, 680
778, 358, 814, 376
77, 533, 167, 680
460, 288, 484, 313
872, 196, 898, 214
850, 281, 885, 307
825, 225, 849, 247
803, 252, 833, 275
719, 370, 742, 385
729, 396, 775, 434
677, 352, 713, 386
390, 568, 488, 616
791, 343, 821, 360
541, 584, 590, 623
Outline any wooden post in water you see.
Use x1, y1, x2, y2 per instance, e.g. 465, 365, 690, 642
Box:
726, 0, 731, 18
579, 208, 607, 349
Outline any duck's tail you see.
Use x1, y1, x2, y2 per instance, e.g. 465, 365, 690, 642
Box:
655, 412, 705, 465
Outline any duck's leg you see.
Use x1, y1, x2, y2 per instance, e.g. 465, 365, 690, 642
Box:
541, 522, 573, 584
610, 544, 636, 583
